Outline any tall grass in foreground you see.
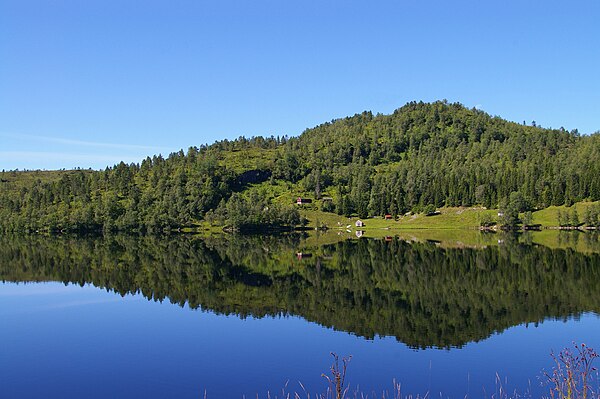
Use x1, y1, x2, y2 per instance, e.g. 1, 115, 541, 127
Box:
543, 343, 599, 399
224, 344, 599, 399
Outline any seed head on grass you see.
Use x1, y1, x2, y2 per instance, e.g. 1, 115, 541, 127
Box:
322, 352, 352, 399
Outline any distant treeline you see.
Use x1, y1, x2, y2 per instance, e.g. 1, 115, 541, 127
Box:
1, 101, 599, 232
1, 234, 599, 348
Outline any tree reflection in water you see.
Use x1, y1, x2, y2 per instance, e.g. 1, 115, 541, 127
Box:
1, 233, 599, 349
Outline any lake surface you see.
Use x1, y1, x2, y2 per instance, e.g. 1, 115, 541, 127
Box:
1, 232, 600, 398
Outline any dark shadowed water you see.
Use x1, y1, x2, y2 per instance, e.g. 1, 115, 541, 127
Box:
1, 232, 600, 398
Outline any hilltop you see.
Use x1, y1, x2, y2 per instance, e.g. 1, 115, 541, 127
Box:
1, 100, 599, 233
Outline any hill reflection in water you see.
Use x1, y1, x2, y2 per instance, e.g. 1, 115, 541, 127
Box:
1, 232, 599, 349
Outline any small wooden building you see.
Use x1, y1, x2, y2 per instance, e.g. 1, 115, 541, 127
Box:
296, 197, 313, 205
296, 252, 313, 260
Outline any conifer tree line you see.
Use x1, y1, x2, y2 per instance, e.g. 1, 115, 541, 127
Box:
0, 100, 598, 232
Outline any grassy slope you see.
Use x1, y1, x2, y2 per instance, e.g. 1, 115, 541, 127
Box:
531, 201, 599, 226
219, 148, 277, 173
301, 207, 497, 230
300, 202, 600, 231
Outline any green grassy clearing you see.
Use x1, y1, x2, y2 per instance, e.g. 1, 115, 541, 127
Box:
298, 201, 600, 232
531, 201, 600, 226
219, 148, 277, 173
301, 207, 498, 231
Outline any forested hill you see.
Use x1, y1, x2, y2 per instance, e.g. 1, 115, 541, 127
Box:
1, 101, 599, 233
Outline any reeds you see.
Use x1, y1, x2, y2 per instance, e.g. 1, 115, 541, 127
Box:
542, 343, 599, 399
216, 343, 600, 399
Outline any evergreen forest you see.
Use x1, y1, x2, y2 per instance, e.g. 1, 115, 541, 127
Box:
1, 101, 598, 233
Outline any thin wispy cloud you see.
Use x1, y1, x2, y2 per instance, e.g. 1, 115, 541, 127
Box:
0, 151, 150, 170
0, 132, 171, 152
0, 151, 133, 163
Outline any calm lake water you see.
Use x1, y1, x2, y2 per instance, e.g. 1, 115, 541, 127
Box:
1, 232, 599, 398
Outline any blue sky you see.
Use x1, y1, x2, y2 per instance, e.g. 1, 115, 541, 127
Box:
1, 0, 599, 170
